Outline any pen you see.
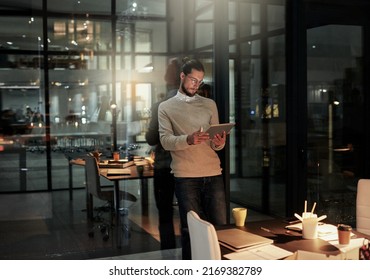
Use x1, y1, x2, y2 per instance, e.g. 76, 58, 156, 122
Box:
260, 227, 273, 233
285, 230, 299, 236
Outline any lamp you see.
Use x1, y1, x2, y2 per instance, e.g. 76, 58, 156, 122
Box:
110, 103, 118, 151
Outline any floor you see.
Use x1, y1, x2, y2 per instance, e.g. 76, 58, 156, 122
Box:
0, 180, 273, 260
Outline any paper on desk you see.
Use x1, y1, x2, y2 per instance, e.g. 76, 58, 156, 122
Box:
329, 238, 365, 253
317, 224, 338, 240
223, 244, 293, 260
106, 168, 131, 175
285, 222, 328, 232
318, 224, 356, 241
286, 250, 344, 260
285, 223, 302, 231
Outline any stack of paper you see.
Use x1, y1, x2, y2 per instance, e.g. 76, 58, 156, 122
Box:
224, 244, 293, 260
99, 161, 135, 169
106, 168, 131, 175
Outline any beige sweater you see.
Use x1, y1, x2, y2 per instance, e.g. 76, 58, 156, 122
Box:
158, 91, 224, 178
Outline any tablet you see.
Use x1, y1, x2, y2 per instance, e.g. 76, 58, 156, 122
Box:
206, 123, 235, 138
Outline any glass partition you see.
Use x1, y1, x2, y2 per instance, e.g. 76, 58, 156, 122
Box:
306, 25, 363, 225
229, 1, 286, 216
0, 12, 47, 191
48, 0, 111, 14
0, 16, 43, 51
0, 0, 286, 219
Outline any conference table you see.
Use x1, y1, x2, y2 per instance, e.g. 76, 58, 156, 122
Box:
71, 157, 154, 248
218, 219, 370, 260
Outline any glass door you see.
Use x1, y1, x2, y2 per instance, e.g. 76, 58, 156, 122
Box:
306, 24, 364, 225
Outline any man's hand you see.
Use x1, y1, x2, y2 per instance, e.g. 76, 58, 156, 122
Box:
211, 131, 226, 147
187, 127, 209, 145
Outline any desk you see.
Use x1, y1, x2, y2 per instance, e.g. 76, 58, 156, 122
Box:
99, 163, 153, 248
99, 163, 154, 216
219, 219, 369, 259
71, 158, 153, 248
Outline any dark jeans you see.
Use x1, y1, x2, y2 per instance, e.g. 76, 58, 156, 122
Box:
174, 175, 227, 260
154, 167, 176, 250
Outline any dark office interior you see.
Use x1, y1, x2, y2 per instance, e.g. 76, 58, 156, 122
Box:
1, 0, 370, 259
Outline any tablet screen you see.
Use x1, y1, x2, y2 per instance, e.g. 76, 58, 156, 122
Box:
206, 123, 235, 138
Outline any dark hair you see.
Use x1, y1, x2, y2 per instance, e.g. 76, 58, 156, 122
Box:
181, 57, 205, 75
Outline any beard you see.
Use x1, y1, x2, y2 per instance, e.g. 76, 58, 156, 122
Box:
181, 83, 196, 97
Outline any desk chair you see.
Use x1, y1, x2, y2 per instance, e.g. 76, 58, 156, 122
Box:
187, 210, 221, 260
356, 179, 370, 235
85, 156, 137, 241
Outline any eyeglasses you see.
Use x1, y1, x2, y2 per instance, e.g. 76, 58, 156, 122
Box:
186, 75, 204, 87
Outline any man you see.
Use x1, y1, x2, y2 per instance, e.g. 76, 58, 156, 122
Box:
158, 58, 227, 259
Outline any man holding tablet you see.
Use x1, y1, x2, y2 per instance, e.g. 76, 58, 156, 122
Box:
158, 57, 228, 260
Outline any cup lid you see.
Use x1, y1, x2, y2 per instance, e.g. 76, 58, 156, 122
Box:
337, 224, 352, 231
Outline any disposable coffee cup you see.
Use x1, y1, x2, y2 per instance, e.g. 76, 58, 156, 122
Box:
232, 208, 247, 227
302, 214, 318, 239
337, 224, 352, 245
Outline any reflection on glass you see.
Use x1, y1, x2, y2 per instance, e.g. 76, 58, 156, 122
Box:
307, 25, 363, 225
48, 18, 111, 53
0, 16, 42, 51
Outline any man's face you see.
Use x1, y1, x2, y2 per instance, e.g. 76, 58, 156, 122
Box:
180, 69, 204, 97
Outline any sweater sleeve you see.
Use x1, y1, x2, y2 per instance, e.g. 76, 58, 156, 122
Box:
158, 101, 189, 151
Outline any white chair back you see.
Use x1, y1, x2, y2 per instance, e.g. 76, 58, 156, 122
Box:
356, 179, 370, 235
187, 210, 221, 260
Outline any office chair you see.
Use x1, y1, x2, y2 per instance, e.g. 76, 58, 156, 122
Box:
356, 179, 370, 235
187, 210, 221, 260
84, 156, 137, 241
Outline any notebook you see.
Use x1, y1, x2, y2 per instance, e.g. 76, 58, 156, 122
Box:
217, 228, 273, 252
99, 161, 135, 169
106, 168, 131, 175
285, 222, 326, 232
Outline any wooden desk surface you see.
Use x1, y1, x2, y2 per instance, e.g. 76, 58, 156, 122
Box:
70, 158, 154, 180
99, 164, 154, 181
219, 219, 369, 258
